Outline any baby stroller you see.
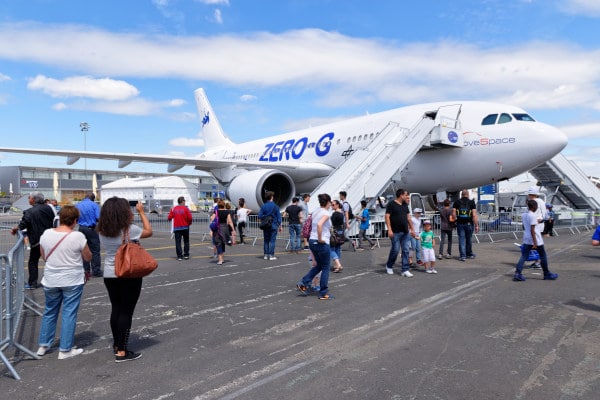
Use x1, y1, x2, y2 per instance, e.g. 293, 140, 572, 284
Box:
514, 243, 541, 269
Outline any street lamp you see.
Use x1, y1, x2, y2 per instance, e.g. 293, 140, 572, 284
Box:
80, 122, 90, 171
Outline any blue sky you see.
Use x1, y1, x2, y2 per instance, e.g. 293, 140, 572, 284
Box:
1, 0, 599, 181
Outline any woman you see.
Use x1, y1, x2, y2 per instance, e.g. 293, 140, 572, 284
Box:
236, 198, 251, 245
330, 200, 345, 273
296, 193, 333, 300
438, 199, 454, 259
37, 205, 92, 359
210, 199, 235, 265
97, 198, 152, 362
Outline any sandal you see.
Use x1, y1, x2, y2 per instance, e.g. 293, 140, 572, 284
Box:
332, 266, 343, 273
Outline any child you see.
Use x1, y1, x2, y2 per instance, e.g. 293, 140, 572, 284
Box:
420, 220, 437, 274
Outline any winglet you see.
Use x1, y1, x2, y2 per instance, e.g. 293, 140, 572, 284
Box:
194, 88, 235, 150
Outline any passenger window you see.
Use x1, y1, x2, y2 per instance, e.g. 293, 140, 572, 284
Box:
481, 114, 498, 125
498, 113, 512, 124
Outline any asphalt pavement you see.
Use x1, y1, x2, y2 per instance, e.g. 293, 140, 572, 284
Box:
1, 227, 600, 400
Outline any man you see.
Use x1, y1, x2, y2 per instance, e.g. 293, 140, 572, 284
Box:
284, 197, 303, 253
452, 189, 479, 261
339, 191, 352, 230
384, 188, 415, 277
77, 192, 102, 277
168, 196, 193, 260
258, 191, 282, 260
527, 186, 547, 234
300, 193, 311, 249
513, 199, 558, 282
11, 191, 55, 289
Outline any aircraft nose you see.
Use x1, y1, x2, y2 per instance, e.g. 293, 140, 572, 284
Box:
538, 122, 568, 154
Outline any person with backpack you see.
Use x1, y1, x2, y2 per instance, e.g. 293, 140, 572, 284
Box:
258, 191, 282, 260
452, 189, 479, 262
339, 191, 353, 230
355, 200, 376, 250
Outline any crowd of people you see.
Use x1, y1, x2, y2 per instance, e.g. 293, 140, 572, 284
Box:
9, 187, 597, 363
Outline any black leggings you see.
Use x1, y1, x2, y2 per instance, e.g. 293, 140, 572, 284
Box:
104, 278, 142, 351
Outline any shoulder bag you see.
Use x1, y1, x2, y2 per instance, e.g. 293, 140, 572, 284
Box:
115, 228, 158, 278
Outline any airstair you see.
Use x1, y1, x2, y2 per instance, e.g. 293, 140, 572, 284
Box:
530, 152, 600, 210
307, 108, 461, 213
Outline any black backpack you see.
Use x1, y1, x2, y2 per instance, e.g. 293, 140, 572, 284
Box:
343, 201, 354, 220
457, 199, 472, 221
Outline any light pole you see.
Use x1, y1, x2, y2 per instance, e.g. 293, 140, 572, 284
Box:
80, 122, 90, 171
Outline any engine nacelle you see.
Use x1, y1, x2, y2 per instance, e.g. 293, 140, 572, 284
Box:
226, 169, 295, 212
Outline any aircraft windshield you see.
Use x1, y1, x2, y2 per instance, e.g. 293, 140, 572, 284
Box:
481, 112, 536, 125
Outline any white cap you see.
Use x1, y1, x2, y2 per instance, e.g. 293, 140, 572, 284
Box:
423, 220, 431, 225
413, 208, 422, 213
527, 186, 539, 195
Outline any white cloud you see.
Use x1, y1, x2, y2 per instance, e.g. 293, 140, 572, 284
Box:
240, 94, 257, 102
169, 137, 205, 147
559, 0, 600, 17
27, 75, 139, 101
1, 23, 598, 113
0, 72, 11, 82
214, 9, 223, 24
196, 0, 229, 5
559, 122, 600, 139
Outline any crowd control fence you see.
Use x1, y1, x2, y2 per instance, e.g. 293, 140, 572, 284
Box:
0, 228, 41, 381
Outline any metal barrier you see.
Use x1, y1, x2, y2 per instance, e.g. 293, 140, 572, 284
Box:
0, 228, 40, 381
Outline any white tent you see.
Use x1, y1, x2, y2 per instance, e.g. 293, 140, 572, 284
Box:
101, 176, 198, 211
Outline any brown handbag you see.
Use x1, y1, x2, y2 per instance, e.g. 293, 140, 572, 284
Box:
114, 228, 158, 278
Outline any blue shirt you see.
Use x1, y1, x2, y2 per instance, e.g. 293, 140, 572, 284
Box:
258, 201, 282, 230
359, 208, 370, 230
76, 198, 100, 227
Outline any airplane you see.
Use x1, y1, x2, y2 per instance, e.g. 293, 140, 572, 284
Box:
0, 88, 568, 211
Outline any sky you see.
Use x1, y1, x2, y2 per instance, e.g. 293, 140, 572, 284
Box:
0, 0, 599, 184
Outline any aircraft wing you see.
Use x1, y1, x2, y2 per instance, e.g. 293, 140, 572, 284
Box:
0, 147, 334, 175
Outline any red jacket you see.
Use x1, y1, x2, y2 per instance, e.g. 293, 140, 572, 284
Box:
168, 205, 193, 230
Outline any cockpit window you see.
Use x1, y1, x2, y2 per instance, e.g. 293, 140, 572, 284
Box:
481, 114, 498, 125
498, 113, 512, 124
512, 113, 536, 122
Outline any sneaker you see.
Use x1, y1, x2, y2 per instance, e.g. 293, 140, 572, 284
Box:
311, 285, 320, 292
459, 257, 466, 262
177, 257, 183, 261
370, 244, 377, 250
437, 254, 443, 260
318, 294, 334, 300
401, 271, 414, 278
386, 267, 394, 275
183, 256, 189, 260
543, 272, 559, 280
426, 269, 433, 274
216, 261, 223, 265
296, 282, 309, 296
431, 269, 438, 274
417, 260, 424, 265
531, 262, 542, 269
37, 346, 49, 356
513, 273, 526, 282
58, 348, 84, 360
269, 256, 278, 260
263, 255, 269, 260
445, 254, 452, 259
24, 283, 38, 290
356, 247, 365, 252
467, 254, 476, 259
115, 351, 142, 363
92, 272, 103, 277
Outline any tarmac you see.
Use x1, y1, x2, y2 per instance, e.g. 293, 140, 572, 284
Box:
1, 227, 600, 400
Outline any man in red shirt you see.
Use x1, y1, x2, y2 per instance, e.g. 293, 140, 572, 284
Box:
168, 196, 193, 260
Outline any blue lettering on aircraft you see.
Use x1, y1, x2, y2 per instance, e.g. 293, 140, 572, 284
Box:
259, 132, 334, 162
202, 112, 210, 127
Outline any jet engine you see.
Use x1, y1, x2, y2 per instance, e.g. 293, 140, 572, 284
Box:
226, 169, 295, 212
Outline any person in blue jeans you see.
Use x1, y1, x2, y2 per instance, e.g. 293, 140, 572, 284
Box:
258, 191, 282, 260
513, 199, 558, 282
296, 193, 334, 300
284, 197, 303, 253
37, 205, 92, 359
452, 189, 479, 261
384, 189, 415, 277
